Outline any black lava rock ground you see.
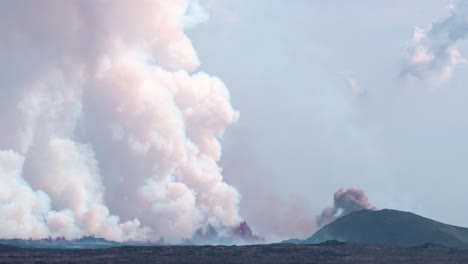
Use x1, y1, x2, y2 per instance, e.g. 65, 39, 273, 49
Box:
1, 242, 468, 264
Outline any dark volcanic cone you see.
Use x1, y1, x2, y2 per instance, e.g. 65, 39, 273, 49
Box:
297, 209, 468, 248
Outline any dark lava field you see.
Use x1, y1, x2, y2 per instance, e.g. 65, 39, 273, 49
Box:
1, 242, 468, 264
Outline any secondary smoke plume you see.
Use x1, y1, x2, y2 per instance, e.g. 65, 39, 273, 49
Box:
316, 188, 376, 228
0, 0, 243, 243
403, 0, 468, 82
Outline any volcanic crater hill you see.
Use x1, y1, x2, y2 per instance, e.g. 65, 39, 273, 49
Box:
287, 209, 468, 248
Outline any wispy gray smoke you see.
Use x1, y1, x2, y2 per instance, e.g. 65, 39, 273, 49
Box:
0, 0, 242, 243
219, 129, 316, 241
403, 0, 468, 82
316, 188, 376, 228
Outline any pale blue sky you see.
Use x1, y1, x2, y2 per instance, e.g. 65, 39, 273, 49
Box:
189, 0, 468, 237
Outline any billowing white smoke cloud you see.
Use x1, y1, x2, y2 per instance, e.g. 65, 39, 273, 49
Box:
403, 0, 468, 82
0, 0, 241, 243
0, 150, 50, 239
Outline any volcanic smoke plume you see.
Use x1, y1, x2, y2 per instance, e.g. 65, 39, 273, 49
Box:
316, 188, 376, 228
0, 0, 243, 243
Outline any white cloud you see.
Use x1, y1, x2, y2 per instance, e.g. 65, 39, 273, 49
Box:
403, 0, 468, 83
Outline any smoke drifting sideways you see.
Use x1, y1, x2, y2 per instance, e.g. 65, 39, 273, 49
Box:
403, 0, 468, 83
316, 188, 376, 228
0, 0, 246, 244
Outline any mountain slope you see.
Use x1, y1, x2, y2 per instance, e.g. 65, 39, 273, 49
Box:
295, 209, 468, 247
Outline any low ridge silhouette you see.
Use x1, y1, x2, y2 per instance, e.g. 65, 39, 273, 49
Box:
291, 209, 468, 247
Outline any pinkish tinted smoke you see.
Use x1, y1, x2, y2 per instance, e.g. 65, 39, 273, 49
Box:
0, 0, 242, 243
334, 188, 376, 215
231, 222, 263, 243
317, 188, 376, 228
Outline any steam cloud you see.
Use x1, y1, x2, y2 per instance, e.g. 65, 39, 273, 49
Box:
0, 0, 242, 243
403, 0, 468, 82
316, 188, 376, 228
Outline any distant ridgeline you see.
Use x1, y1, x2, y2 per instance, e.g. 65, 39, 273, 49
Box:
0, 236, 128, 249
0, 222, 263, 249
285, 209, 468, 248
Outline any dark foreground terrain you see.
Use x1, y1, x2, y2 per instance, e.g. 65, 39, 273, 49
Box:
1, 242, 468, 264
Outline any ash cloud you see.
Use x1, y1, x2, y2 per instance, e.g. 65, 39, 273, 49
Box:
403, 0, 468, 82
0, 0, 243, 243
317, 188, 376, 228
